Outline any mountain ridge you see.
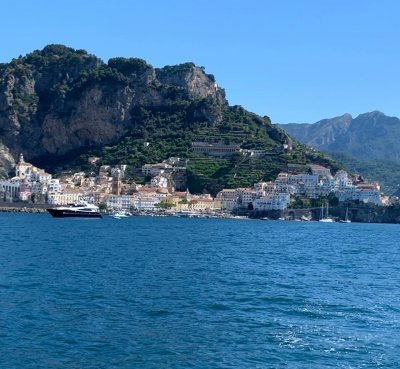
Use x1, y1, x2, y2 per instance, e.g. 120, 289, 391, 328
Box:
279, 111, 400, 162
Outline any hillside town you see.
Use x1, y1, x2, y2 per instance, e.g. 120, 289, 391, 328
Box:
0, 153, 391, 216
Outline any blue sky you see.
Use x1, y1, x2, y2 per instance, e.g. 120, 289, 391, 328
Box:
1, 0, 399, 123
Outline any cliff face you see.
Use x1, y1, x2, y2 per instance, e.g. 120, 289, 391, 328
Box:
0, 45, 226, 168
0, 142, 15, 178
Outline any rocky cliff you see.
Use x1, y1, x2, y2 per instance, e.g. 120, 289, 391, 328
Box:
0, 45, 226, 173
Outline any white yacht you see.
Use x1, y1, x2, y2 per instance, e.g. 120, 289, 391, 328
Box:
47, 202, 102, 218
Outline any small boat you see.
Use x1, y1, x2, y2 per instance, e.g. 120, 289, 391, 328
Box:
319, 217, 334, 223
231, 215, 250, 220
47, 202, 102, 218
110, 211, 130, 219
339, 207, 351, 223
319, 203, 334, 223
174, 210, 197, 218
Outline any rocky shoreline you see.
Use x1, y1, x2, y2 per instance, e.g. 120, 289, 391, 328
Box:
0, 203, 50, 213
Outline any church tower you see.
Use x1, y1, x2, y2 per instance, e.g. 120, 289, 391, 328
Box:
16, 153, 30, 178
112, 169, 122, 195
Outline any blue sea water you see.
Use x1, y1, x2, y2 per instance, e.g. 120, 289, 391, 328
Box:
1, 214, 400, 368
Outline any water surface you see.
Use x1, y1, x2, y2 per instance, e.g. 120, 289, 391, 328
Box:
1, 214, 400, 368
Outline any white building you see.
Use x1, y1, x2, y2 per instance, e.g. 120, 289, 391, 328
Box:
288, 174, 318, 187
336, 186, 382, 205
276, 183, 296, 194
320, 179, 337, 196
142, 163, 172, 176
15, 154, 52, 183
236, 188, 258, 207
47, 192, 83, 205
48, 179, 62, 193
132, 196, 159, 211
253, 193, 290, 210
106, 194, 132, 210
0, 179, 20, 199
334, 170, 353, 190
150, 175, 168, 188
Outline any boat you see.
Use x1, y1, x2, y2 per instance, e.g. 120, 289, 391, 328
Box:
339, 207, 351, 223
231, 215, 250, 220
319, 203, 334, 223
110, 210, 130, 219
173, 210, 198, 218
47, 202, 102, 218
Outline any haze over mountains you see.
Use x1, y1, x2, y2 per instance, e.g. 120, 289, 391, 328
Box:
278, 111, 400, 194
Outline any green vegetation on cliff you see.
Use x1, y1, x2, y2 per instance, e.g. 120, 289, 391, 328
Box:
84, 102, 343, 195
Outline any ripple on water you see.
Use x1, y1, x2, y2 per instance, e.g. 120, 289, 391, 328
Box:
1, 215, 400, 368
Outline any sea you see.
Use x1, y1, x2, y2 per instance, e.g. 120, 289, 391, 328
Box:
1, 213, 400, 369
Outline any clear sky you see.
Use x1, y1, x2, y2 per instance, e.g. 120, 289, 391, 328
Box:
1, 0, 399, 123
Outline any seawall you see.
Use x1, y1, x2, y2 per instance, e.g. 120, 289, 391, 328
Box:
0, 202, 52, 213
250, 203, 400, 224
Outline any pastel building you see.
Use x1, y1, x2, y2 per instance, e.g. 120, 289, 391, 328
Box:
47, 191, 83, 205
216, 189, 238, 211
236, 188, 258, 207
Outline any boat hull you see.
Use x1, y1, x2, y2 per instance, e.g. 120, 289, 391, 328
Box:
47, 208, 102, 218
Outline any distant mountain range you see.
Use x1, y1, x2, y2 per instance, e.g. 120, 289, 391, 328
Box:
279, 111, 400, 163
278, 111, 400, 195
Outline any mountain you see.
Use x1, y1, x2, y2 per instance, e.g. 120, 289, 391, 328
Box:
280, 111, 400, 162
0, 45, 341, 194
278, 111, 400, 194
0, 45, 226, 162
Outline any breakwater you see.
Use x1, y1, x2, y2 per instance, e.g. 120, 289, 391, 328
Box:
0, 202, 50, 213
